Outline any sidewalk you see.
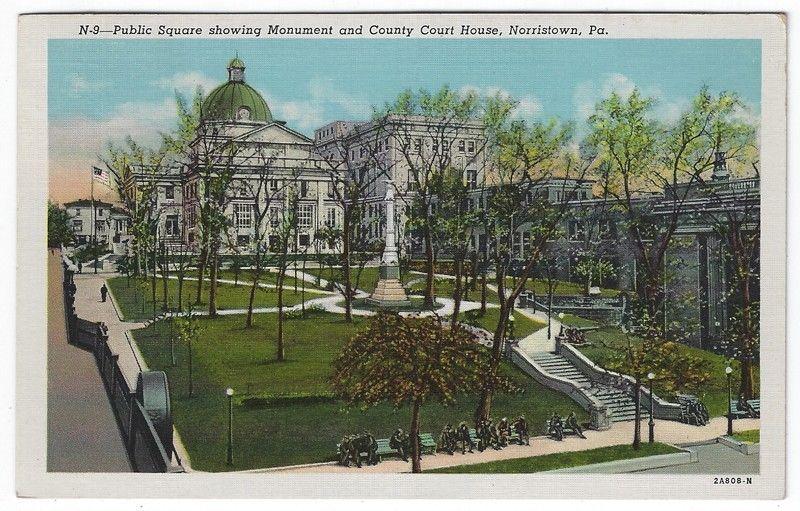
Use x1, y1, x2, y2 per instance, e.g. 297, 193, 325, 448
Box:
260, 416, 760, 473
47, 252, 131, 472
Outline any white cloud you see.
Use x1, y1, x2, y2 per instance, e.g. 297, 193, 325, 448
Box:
459, 85, 542, 120
69, 73, 108, 93
573, 73, 682, 125
153, 71, 219, 95
49, 97, 177, 162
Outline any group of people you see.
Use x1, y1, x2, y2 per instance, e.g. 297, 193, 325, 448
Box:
546, 412, 586, 440
469, 416, 531, 452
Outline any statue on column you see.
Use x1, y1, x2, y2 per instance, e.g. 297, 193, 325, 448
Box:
367, 180, 412, 308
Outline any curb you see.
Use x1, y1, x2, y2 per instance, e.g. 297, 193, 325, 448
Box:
719, 435, 759, 455
543, 449, 697, 474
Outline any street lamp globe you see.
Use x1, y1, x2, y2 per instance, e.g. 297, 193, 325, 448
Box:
647, 372, 655, 381
558, 312, 565, 319
226, 387, 234, 397
725, 366, 733, 375
509, 315, 515, 322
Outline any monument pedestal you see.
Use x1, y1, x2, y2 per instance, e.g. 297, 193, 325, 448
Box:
367, 267, 412, 308
367, 179, 412, 309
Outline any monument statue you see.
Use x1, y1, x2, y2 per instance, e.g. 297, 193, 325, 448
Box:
367, 180, 412, 308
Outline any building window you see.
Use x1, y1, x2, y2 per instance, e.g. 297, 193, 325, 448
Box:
269, 206, 281, 228
568, 220, 585, 241
467, 140, 476, 154
72, 220, 83, 232
268, 235, 279, 248
413, 138, 422, 153
269, 179, 279, 192
467, 168, 478, 189
97, 208, 104, 217
325, 207, 337, 227
95, 220, 106, 233
235, 203, 252, 229
458, 140, 466, 153
326, 181, 335, 198
165, 214, 180, 236
300, 181, 309, 197
298, 233, 310, 247
74, 208, 81, 215
237, 234, 250, 246
298, 204, 314, 229
165, 185, 175, 199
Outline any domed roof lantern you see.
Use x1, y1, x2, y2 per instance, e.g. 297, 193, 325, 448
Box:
201, 56, 273, 123
228, 54, 246, 82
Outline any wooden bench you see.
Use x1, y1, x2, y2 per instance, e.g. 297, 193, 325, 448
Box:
419, 433, 437, 455
746, 399, 760, 418
728, 401, 750, 420
368, 433, 437, 462
375, 438, 396, 461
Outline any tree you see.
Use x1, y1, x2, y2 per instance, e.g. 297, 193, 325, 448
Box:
606, 334, 712, 449
331, 311, 513, 473
48, 201, 74, 248
314, 118, 392, 321
270, 187, 300, 361
588, 87, 749, 340
475, 114, 584, 422
235, 146, 295, 328
382, 87, 488, 307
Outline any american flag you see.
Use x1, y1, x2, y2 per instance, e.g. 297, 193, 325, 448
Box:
92, 166, 110, 186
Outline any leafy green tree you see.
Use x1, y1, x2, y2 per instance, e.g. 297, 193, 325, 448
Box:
48, 201, 74, 248
606, 335, 712, 449
331, 311, 513, 473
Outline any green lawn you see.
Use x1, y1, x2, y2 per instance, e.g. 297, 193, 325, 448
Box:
107, 276, 307, 322
462, 308, 546, 339
133, 311, 587, 471
576, 326, 760, 418
306, 266, 417, 294
503, 277, 621, 298
732, 429, 759, 444
216, 269, 324, 291
427, 443, 681, 473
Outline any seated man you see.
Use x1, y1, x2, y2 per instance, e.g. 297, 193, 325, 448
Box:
497, 417, 511, 447
456, 421, 474, 454
389, 428, 410, 462
548, 412, 564, 441
566, 412, 586, 438
439, 424, 456, 455
513, 415, 530, 445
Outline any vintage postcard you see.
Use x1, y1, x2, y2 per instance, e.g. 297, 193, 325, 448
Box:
17, 12, 786, 499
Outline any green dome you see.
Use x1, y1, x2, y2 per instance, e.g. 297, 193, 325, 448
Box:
201, 58, 272, 123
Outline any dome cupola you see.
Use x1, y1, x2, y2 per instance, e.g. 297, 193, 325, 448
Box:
201, 56, 273, 123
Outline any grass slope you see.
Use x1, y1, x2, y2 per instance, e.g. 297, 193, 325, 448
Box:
577, 326, 760, 418
462, 309, 546, 339
133, 311, 586, 471
732, 429, 759, 444
427, 443, 681, 473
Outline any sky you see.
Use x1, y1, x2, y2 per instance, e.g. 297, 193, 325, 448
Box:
47, 38, 761, 203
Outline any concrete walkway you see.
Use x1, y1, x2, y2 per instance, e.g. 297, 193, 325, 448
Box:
637, 441, 759, 474
259, 417, 760, 473
47, 251, 131, 472
72, 270, 193, 470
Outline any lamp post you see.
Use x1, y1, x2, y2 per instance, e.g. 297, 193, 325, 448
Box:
508, 314, 515, 341
725, 366, 733, 436
226, 387, 234, 465
647, 372, 655, 444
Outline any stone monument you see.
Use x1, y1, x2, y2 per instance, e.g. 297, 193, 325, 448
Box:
367, 180, 412, 308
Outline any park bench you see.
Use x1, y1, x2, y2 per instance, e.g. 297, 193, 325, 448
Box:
746, 399, 760, 418
467, 427, 522, 449
543, 420, 581, 440
365, 433, 438, 462
728, 400, 750, 420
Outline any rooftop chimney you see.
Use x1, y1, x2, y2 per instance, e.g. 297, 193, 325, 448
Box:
712, 151, 730, 181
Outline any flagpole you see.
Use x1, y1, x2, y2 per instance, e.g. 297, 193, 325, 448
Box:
92, 167, 97, 274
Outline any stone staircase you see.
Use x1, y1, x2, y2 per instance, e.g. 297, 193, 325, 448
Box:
531, 352, 642, 423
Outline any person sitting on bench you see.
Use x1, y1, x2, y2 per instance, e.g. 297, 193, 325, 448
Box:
389, 428, 409, 462
513, 415, 530, 445
566, 412, 586, 438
